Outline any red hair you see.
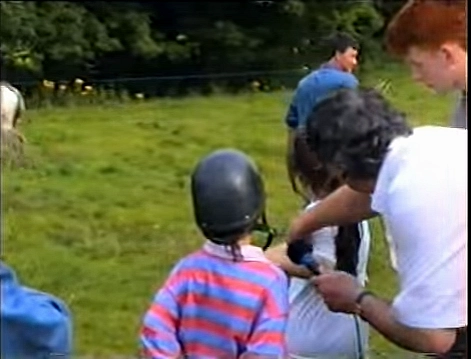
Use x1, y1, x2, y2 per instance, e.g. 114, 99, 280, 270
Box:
385, 0, 467, 57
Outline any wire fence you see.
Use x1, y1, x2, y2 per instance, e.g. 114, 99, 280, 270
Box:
10, 68, 311, 87
9, 68, 312, 108
6, 63, 393, 109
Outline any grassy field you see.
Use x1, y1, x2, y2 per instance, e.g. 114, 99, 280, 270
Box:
2, 64, 455, 358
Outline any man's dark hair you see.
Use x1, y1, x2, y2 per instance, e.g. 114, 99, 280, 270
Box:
305, 88, 412, 180
291, 130, 342, 200
327, 32, 359, 56
290, 132, 363, 276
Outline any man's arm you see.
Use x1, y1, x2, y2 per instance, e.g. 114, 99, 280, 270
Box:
284, 95, 300, 130
313, 271, 458, 355
359, 294, 457, 354
288, 185, 377, 242
286, 128, 300, 194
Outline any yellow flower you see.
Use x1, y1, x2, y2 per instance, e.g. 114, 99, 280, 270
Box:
251, 81, 261, 91
74, 78, 84, 85
135, 93, 144, 99
84, 85, 93, 92
42, 80, 55, 89
59, 84, 67, 91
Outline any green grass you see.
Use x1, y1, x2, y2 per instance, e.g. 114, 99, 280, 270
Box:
2, 64, 455, 358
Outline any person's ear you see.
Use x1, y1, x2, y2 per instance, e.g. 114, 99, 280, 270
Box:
439, 43, 460, 66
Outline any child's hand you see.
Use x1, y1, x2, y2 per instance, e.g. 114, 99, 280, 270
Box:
264, 243, 287, 267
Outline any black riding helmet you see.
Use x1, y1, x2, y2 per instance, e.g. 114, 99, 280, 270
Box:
191, 149, 275, 250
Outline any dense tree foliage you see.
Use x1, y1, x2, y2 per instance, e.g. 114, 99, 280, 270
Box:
1, 0, 405, 95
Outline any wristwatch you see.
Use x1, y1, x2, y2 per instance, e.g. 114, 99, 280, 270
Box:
355, 290, 375, 305
355, 290, 375, 319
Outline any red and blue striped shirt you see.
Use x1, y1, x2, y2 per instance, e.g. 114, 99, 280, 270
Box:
140, 240, 289, 359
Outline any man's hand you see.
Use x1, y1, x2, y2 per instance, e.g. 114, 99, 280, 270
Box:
312, 271, 363, 314
314, 271, 459, 355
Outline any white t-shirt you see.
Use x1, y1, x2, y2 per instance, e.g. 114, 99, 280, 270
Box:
286, 201, 371, 358
383, 221, 399, 272
371, 126, 467, 329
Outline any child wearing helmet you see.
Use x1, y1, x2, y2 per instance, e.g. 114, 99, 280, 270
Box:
139, 149, 289, 359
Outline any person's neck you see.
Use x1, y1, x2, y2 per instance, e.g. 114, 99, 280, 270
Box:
237, 234, 252, 246
456, 72, 467, 93
327, 58, 343, 71
464, 53, 467, 93
457, 53, 467, 93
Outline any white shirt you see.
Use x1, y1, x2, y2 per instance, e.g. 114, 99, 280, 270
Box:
383, 221, 399, 271
286, 201, 371, 358
371, 126, 467, 329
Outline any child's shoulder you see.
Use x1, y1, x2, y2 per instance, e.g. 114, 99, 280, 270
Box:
172, 249, 207, 269
171, 248, 287, 287
266, 261, 289, 283
244, 259, 288, 285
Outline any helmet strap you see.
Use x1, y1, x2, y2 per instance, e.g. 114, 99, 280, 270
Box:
253, 211, 277, 251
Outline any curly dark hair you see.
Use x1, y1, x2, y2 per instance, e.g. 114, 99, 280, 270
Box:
305, 88, 412, 180
291, 131, 362, 276
291, 130, 342, 199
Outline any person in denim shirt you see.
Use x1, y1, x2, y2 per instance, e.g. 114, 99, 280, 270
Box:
284, 33, 360, 199
1, 261, 73, 358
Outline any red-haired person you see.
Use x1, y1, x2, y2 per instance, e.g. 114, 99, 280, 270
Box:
385, 0, 467, 128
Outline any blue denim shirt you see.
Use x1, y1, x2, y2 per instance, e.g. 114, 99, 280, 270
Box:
285, 64, 359, 129
1, 261, 73, 359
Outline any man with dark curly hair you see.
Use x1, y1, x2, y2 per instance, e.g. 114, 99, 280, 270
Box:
287, 88, 467, 358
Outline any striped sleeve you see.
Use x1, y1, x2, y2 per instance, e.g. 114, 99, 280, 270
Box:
140, 265, 184, 359
246, 271, 289, 358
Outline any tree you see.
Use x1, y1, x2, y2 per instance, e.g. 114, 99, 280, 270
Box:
1, 1, 391, 95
